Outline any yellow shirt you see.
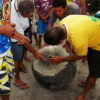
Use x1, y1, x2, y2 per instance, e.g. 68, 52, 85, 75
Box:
59, 15, 100, 56
66, 0, 72, 3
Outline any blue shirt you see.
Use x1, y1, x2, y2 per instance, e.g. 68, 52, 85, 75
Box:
0, 0, 11, 55
0, 34, 10, 54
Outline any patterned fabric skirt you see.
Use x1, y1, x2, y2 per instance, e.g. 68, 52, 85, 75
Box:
0, 49, 15, 95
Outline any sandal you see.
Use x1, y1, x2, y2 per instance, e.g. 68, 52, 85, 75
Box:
14, 82, 29, 89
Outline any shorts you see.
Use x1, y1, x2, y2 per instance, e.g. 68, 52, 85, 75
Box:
11, 42, 23, 61
0, 49, 15, 95
25, 30, 32, 44
37, 18, 50, 35
87, 48, 100, 78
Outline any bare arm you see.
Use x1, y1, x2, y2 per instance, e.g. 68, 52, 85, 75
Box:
39, 43, 48, 49
80, 0, 86, 14
13, 32, 45, 61
60, 54, 86, 61
43, 7, 52, 19
36, 7, 44, 20
0, 24, 45, 61
23, 41, 45, 61
49, 54, 86, 65
48, 9, 57, 28
63, 42, 72, 53
48, 22, 54, 28
0, 24, 15, 37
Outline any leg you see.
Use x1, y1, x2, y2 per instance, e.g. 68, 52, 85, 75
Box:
38, 20, 49, 48
14, 61, 24, 84
38, 19, 49, 49
77, 48, 100, 100
0, 51, 13, 100
2, 95, 9, 100
79, 76, 89, 87
37, 19, 44, 48
39, 35, 42, 48
32, 32, 38, 45
11, 43, 29, 89
23, 47, 32, 62
14, 61, 29, 89
19, 59, 28, 73
44, 19, 50, 31
77, 77, 96, 100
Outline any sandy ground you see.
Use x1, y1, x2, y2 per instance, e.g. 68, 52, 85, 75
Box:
8, 39, 100, 100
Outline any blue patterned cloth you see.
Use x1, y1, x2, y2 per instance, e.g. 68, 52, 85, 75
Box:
0, 0, 11, 54
0, 34, 10, 54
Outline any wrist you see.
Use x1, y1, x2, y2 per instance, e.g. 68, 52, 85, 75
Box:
0, 26, 6, 35
61, 57, 68, 62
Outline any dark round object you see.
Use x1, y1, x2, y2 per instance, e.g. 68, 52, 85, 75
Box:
32, 46, 77, 90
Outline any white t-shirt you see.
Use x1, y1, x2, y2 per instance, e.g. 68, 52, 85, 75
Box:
10, 0, 29, 42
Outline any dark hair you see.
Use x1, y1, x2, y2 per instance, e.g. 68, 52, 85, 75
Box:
18, 0, 34, 15
53, 0, 67, 8
44, 27, 65, 45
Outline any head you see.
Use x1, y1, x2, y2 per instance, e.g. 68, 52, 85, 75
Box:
18, 0, 34, 18
44, 27, 65, 45
53, 0, 67, 18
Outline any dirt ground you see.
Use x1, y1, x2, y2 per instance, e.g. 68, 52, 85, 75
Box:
8, 39, 100, 100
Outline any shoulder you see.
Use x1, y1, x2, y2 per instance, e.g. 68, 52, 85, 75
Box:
67, 3, 79, 10
67, 3, 80, 14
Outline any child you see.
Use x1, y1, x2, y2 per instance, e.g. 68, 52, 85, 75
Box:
36, 0, 52, 48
